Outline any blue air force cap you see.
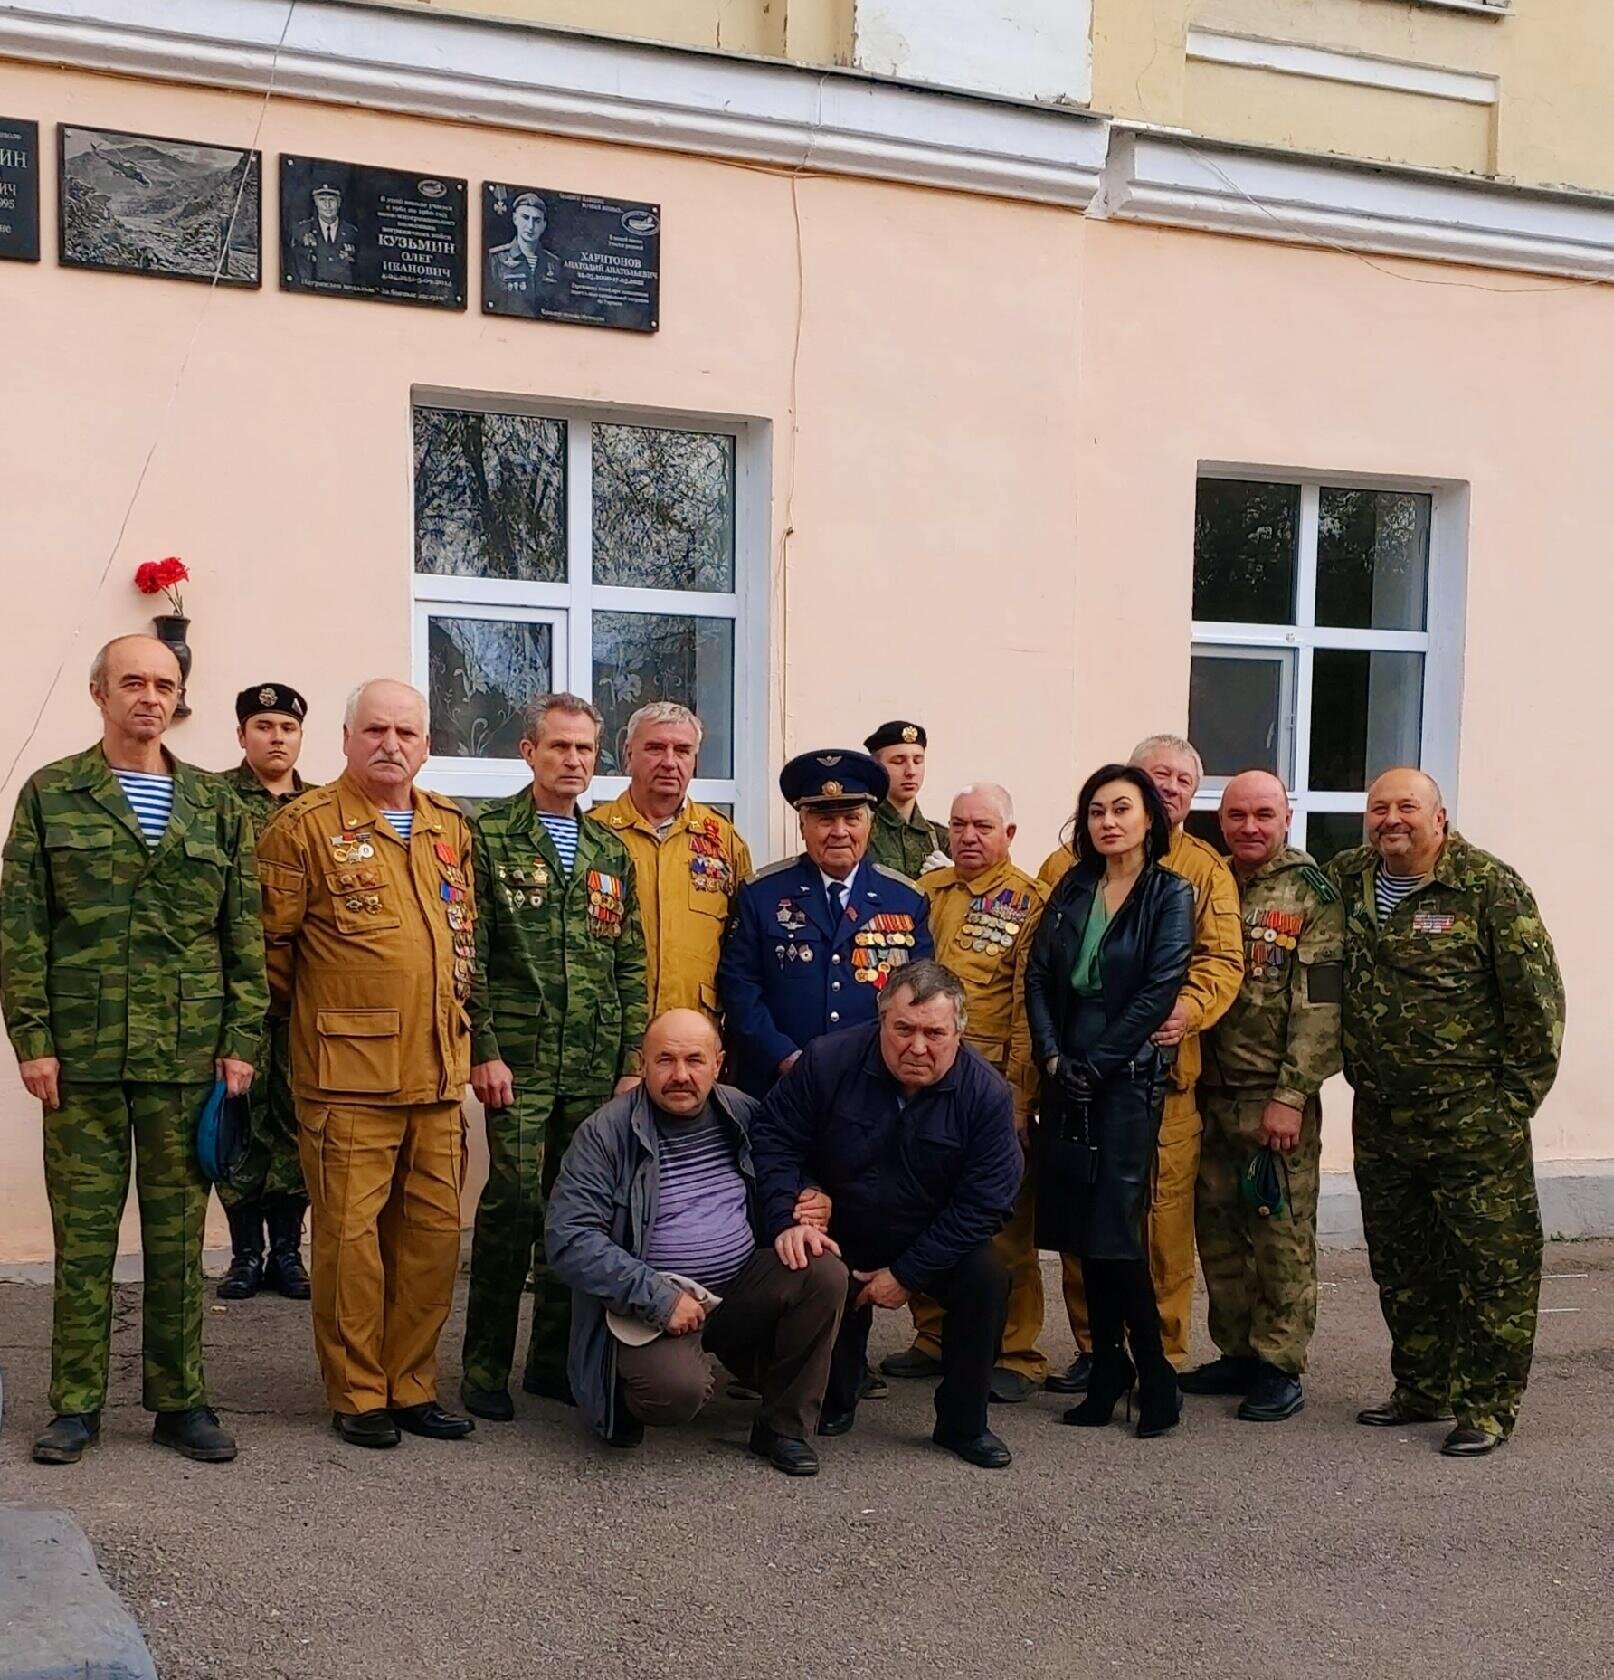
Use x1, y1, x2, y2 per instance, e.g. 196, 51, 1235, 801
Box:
779, 749, 889, 811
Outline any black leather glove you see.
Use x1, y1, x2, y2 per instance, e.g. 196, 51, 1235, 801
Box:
1057, 1056, 1098, 1106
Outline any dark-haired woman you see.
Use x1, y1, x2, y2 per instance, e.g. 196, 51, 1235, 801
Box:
1026, 764, 1193, 1437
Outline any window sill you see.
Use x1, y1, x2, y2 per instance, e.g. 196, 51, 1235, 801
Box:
1393, 0, 1510, 17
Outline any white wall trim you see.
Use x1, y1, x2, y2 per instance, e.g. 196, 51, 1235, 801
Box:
0, 0, 1109, 207
1185, 28, 1498, 107
1098, 128, 1614, 281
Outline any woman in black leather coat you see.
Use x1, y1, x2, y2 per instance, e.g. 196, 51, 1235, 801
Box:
1026, 764, 1194, 1437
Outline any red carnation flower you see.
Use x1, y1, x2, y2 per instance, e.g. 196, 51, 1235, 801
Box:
133, 555, 189, 614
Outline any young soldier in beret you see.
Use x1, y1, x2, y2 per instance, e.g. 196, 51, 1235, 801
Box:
214, 684, 310, 1303
865, 721, 950, 880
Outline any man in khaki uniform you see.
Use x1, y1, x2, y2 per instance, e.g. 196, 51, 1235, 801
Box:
882, 785, 1049, 1401
589, 701, 751, 1021
1041, 733, 1242, 1390
1185, 771, 1342, 1422
257, 679, 476, 1450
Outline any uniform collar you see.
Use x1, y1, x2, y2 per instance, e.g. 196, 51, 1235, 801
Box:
1241, 844, 1305, 888
876, 798, 930, 833
601, 789, 693, 840
333, 772, 442, 845
953, 856, 1018, 897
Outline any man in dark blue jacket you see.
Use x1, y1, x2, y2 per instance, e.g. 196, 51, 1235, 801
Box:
718, 749, 934, 1098
753, 961, 1023, 1468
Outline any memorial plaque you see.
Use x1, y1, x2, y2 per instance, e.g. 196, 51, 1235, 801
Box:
0, 118, 39, 262
58, 124, 259, 285
482, 183, 659, 332
281, 155, 466, 310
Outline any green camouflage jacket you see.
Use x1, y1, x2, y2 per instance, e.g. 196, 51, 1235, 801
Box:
1328, 831, 1564, 1114
468, 791, 649, 1101
1, 745, 267, 1083
1202, 846, 1343, 1107
215, 761, 305, 842
869, 800, 950, 880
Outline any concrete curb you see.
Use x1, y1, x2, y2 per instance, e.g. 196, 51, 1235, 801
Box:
0, 1504, 157, 1680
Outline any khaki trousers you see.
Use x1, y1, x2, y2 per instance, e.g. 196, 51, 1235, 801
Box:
297, 1098, 465, 1415
908, 1165, 1047, 1380
1061, 1085, 1201, 1366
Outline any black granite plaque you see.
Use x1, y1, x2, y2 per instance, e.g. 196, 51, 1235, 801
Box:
482, 183, 659, 332
0, 118, 39, 262
58, 124, 259, 285
280, 155, 466, 310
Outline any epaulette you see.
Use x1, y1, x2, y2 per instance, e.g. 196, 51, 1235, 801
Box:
918, 865, 955, 888
746, 856, 801, 885
870, 862, 921, 891
1299, 863, 1338, 905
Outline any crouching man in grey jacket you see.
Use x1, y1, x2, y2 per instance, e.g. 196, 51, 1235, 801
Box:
544, 1009, 846, 1476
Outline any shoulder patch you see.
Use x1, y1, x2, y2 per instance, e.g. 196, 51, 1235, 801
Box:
870, 862, 921, 891
747, 856, 801, 885
1299, 864, 1338, 905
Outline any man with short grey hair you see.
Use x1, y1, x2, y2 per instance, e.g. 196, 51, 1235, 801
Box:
589, 700, 752, 1022
752, 959, 1023, 1468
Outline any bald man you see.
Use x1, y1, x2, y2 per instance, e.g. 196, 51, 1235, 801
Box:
544, 1010, 846, 1476
3, 636, 265, 1466
257, 679, 478, 1449
1328, 768, 1564, 1456
1184, 772, 1342, 1422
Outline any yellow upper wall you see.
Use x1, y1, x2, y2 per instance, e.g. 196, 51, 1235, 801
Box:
376, 0, 1614, 194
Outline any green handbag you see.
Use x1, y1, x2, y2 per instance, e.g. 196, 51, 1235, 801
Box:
1239, 1146, 1290, 1220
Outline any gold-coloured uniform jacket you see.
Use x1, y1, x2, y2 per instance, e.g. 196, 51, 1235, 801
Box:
920, 858, 1047, 1118
256, 775, 475, 1106
587, 791, 752, 1021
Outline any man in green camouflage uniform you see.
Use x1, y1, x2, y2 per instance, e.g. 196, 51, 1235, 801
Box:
1, 635, 266, 1466
213, 683, 309, 1302
1330, 768, 1564, 1457
865, 720, 950, 879
461, 693, 648, 1418
1183, 772, 1342, 1422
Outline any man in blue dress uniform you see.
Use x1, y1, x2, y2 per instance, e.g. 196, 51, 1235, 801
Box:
718, 749, 934, 1099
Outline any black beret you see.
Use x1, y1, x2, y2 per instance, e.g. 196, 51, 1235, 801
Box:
864, 720, 926, 754
779, 749, 889, 810
236, 684, 308, 725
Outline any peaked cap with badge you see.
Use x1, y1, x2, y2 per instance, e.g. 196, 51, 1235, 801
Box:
779, 749, 889, 811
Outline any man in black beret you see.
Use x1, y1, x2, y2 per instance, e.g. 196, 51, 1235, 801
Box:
864, 721, 950, 880
214, 684, 310, 1302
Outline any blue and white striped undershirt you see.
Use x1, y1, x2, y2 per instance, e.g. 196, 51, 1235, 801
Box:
383, 808, 414, 844
1374, 863, 1425, 922
113, 771, 174, 849
643, 1107, 754, 1292
537, 812, 579, 874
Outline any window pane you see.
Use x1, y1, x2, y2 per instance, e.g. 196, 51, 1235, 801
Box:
1193, 479, 1299, 625
593, 611, 734, 776
427, 615, 553, 759
1305, 810, 1365, 865
1189, 651, 1293, 780
1316, 489, 1430, 630
1183, 811, 1230, 856
1309, 650, 1424, 792
593, 425, 735, 591
413, 407, 567, 582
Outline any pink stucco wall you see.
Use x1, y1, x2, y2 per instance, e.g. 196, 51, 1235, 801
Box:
0, 60, 1605, 1260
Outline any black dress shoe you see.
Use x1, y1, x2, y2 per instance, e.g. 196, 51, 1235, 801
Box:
154, 1406, 237, 1462
881, 1346, 944, 1380
859, 1367, 888, 1400
32, 1411, 100, 1465
461, 1383, 515, 1422
933, 1427, 1012, 1469
988, 1367, 1036, 1404
749, 1420, 820, 1477
1178, 1354, 1260, 1396
817, 1408, 856, 1437
522, 1368, 577, 1407
391, 1402, 474, 1440
1440, 1425, 1504, 1458
1237, 1365, 1305, 1423
1043, 1353, 1092, 1395
333, 1409, 401, 1448
1357, 1398, 1453, 1427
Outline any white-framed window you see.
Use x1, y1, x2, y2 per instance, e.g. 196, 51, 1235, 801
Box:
410, 391, 768, 837
1186, 471, 1465, 863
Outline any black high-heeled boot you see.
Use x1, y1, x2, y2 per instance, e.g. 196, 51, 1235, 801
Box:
1113, 1256, 1179, 1438
1063, 1349, 1135, 1427
1136, 1359, 1181, 1438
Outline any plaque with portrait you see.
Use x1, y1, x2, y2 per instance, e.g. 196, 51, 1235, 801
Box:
0, 117, 39, 263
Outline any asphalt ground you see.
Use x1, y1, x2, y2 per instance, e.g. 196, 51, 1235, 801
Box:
1, 1242, 1610, 1680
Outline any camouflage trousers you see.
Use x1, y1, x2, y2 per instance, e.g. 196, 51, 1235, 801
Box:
462, 1088, 602, 1394
219, 1017, 304, 1208
1195, 1090, 1322, 1375
45, 1080, 211, 1415
1353, 1091, 1542, 1439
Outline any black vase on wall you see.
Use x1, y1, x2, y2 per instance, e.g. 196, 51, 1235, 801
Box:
152, 614, 193, 720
